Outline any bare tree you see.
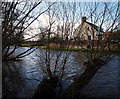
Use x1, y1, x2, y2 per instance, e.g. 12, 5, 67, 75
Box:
32, 2, 79, 98
60, 2, 119, 98
32, 1, 120, 98
2, 1, 118, 98
2, 0, 54, 60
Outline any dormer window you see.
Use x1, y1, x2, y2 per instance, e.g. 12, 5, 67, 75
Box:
88, 36, 91, 40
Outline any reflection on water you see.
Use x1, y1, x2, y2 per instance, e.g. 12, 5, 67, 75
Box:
3, 48, 83, 98
2, 47, 119, 98
81, 56, 119, 97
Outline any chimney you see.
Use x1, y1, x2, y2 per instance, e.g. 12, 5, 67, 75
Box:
82, 17, 86, 23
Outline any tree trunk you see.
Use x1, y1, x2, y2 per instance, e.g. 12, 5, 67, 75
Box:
61, 58, 107, 98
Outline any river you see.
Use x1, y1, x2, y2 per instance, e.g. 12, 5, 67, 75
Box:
2, 47, 120, 98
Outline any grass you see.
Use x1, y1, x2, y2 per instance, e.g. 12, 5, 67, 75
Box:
21, 44, 31, 47
20, 44, 47, 49
20, 44, 120, 54
33, 46, 47, 49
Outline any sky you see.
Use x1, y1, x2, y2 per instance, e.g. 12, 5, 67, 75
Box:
4, 0, 120, 40
6, 0, 119, 2
29, 2, 119, 40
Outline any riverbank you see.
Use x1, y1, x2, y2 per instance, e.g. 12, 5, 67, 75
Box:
20, 44, 120, 55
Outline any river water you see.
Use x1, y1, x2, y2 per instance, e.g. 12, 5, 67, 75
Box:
2, 47, 120, 98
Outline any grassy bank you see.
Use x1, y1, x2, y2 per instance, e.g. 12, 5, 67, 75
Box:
20, 44, 120, 54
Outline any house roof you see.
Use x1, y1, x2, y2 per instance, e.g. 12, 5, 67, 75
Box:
86, 22, 104, 33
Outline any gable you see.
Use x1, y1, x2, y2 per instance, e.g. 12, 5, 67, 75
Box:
73, 22, 96, 37
73, 22, 104, 38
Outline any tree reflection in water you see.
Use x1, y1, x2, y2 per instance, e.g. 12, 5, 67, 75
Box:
3, 61, 25, 97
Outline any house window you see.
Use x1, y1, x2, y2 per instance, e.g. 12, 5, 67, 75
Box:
88, 27, 89, 30
88, 36, 91, 40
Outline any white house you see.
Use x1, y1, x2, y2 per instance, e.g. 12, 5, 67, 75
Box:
73, 17, 104, 41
